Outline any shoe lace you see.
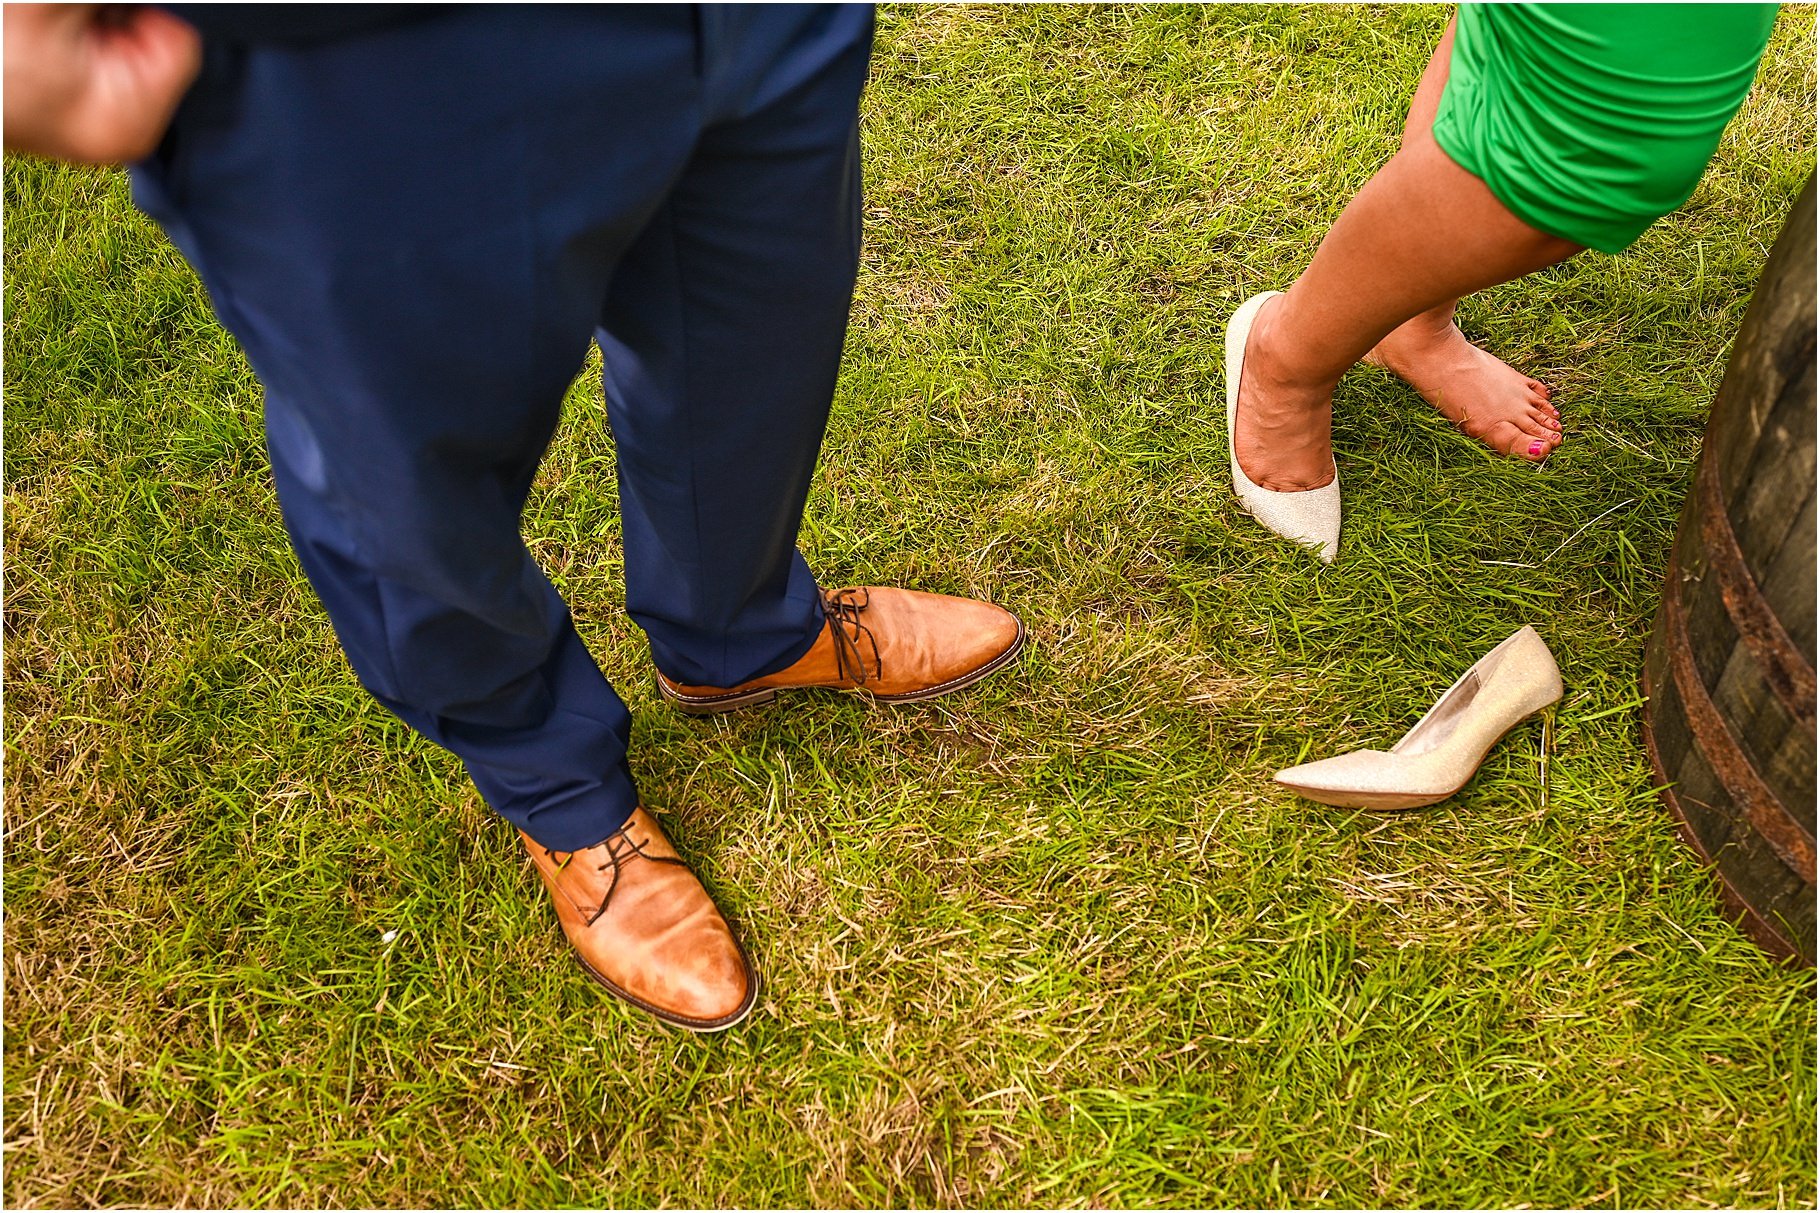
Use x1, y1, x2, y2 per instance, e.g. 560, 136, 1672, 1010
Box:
823, 587, 882, 687
546, 824, 685, 927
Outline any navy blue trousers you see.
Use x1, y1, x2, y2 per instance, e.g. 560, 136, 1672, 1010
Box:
132, 5, 874, 850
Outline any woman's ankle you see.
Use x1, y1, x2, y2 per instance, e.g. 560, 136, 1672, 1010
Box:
1246, 292, 1346, 406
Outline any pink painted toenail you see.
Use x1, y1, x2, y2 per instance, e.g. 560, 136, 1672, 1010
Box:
1529, 440, 1544, 456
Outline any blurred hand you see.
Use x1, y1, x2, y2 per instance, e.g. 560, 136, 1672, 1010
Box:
4, 3, 201, 163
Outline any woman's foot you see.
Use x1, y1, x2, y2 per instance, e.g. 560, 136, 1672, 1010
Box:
1366, 313, 1561, 461
1233, 293, 1340, 492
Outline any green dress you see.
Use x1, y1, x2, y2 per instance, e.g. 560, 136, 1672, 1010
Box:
1432, 3, 1779, 253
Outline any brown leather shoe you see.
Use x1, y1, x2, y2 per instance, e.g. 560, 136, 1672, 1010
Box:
655, 586, 1025, 715
520, 807, 757, 1031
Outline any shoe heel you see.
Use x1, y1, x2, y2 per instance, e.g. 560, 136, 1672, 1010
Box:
1537, 704, 1555, 815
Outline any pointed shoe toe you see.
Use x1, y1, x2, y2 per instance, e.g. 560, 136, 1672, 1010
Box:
1273, 750, 1450, 811
1225, 290, 1342, 564
1275, 626, 1564, 811
1240, 479, 1341, 565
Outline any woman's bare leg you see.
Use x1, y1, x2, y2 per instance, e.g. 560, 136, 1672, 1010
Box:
1364, 21, 1563, 459
1235, 19, 1581, 491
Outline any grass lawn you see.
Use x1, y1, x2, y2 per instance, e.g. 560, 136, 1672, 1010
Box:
4, 5, 1815, 1207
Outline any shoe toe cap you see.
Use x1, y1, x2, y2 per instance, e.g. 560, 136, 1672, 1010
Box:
958, 595, 1023, 658
863, 587, 1024, 690
1274, 749, 1456, 807
923, 590, 1022, 661
1275, 750, 1403, 792
663, 933, 755, 1026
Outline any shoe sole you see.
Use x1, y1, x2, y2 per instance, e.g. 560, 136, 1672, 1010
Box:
656, 620, 1028, 716
572, 938, 761, 1033
1274, 782, 1459, 812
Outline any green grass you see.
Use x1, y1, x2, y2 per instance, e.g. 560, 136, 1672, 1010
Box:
4, 5, 1814, 1207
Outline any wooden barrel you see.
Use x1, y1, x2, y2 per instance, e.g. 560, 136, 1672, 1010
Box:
1642, 175, 1816, 964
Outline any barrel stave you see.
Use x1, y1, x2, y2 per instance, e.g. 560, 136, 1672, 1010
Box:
1642, 175, 1816, 964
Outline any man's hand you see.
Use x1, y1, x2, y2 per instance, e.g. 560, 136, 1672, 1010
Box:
4, 3, 201, 163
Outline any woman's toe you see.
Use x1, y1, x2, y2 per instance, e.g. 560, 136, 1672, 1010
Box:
1513, 410, 1554, 441
1487, 421, 1539, 459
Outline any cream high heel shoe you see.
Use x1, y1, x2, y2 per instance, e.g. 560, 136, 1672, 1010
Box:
1274, 626, 1563, 810
1225, 290, 1340, 563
